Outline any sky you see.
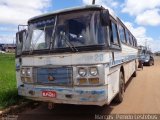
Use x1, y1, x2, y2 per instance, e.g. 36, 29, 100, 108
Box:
0, 0, 160, 52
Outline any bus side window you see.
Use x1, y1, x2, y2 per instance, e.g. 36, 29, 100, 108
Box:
125, 30, 130, 45
132, 37, 134, 46
110, 21, 120, 46
118, 24, 126, 43
135, 39, 137, 47
133, 37, 136, 47
129, 34, 133, 46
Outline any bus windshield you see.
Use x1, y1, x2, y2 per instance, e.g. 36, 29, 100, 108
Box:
54, 11, 106, 49
23, 10, 106, 52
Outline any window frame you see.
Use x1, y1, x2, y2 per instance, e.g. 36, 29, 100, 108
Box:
132, 36, 136, 47
129, 33, 133, 46
117, 18, 138, 48
125, 29, 130, 45
109, 16, 121, 50
118, 23, 127, 44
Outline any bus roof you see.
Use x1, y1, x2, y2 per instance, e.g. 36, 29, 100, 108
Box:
28, 5, 107, 22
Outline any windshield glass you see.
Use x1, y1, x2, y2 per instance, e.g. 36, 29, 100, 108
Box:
54, 11, 106, 49
23, 18, 55, 51
23, 10, 106, 52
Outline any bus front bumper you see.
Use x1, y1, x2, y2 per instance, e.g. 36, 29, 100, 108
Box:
18, 85, 108, 106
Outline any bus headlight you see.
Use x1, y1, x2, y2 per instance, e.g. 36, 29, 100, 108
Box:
21, 69, 26, 76
90, 67, 98, 76
26, 68, 31, 76
78, 68, 87, 77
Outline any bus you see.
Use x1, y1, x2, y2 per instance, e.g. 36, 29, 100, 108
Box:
16, 5, 138, 106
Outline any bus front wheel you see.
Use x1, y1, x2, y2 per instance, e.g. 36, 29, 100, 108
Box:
114, 72, 125, 103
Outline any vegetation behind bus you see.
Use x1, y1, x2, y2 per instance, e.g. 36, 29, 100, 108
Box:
0, 54, 24, 109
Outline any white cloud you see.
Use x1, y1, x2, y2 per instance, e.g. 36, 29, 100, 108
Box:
82, 0, 119, 15
122, 0, 160, 26
124, 21, 160, 52
124, 22, 146, 38
82, 0, 119, 8
150, 39, 160, 52
122, 0, 160, 16
0, 34, 15, 44
0, 0, 51, 43
0, 0, 51, 25
135, 9, 160, 26
121, 0, 160, 51
0, 26, 17, 32
2, 0, 50, 10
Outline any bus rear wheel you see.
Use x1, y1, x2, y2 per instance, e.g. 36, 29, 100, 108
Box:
132, 71, 137, 77
114, 72, 125, 103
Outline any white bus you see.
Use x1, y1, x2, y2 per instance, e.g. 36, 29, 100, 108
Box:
16, 5, 138, 106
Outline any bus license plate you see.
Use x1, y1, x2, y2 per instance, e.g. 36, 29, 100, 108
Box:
42, 91, 56, 98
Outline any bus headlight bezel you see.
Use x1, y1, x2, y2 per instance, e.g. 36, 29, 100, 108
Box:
21, 67, 32, 77
78, 68, 87, 77
26, 68, 31, 76
76, 65, 104, 86
89, 67, 98, 76
21, 69, 26, 76
21, 67, 33, 83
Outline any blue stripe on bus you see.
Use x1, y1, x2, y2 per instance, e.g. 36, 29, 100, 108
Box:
107, 55, 137, 68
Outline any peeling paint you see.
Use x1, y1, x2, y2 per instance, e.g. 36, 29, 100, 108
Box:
91, 90, 105, 95
76, 90, 84, 94
19, 85, 107, 106
80, 98, 89, 101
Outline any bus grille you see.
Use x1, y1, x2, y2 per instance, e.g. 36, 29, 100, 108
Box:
33, 67, 73, 85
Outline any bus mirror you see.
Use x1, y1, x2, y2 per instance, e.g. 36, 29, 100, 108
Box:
100, 9, 110, 26
16, 30, 27, 43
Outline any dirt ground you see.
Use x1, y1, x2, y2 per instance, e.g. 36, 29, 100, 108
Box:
16, 57, 160, 120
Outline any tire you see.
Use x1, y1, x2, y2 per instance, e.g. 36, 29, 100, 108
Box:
114, 72, 125, 103
132, 63, 137, 77
148, 61, 152, 66
132, 71, 137, 77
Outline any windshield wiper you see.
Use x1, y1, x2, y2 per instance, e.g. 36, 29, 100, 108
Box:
60, 31, 78, 52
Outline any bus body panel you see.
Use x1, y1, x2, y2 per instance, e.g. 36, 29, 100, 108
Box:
107, 66, 120, 103
17, 48, 137, 106
21, 52, 110, 66
121, 44, 137, 83
105, 43, 138, 103
18, 84, 108, 106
